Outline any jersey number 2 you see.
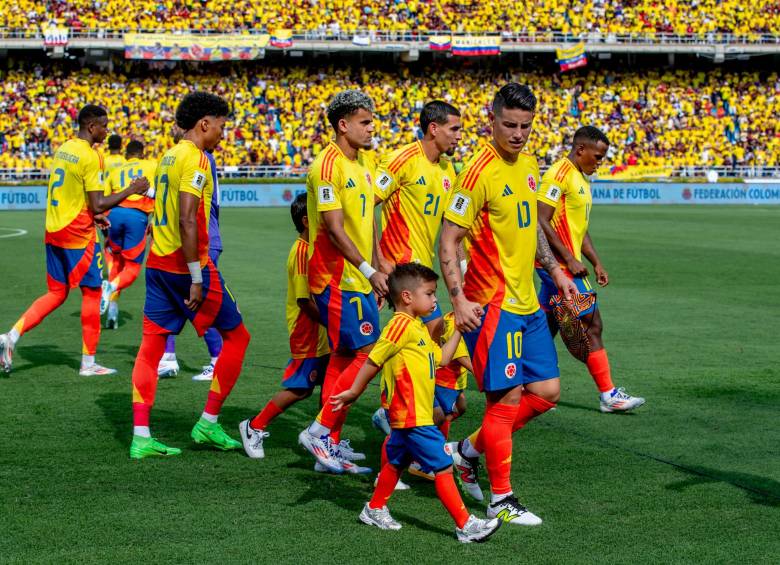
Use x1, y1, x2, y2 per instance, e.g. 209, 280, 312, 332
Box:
49, 168, 65, 206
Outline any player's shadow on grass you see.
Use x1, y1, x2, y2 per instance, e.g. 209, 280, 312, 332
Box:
666, 465, 780, 507
12, 344, 79, 373
107, 344, 203, 376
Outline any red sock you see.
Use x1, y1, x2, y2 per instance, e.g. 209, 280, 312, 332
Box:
80, 287, 101, 355
113, 261, 142, 291
380, 435, 390, 468
586, 348, 614, 393
13, 286, 68, 336
203, 323, 251, 417
369, 463, 400, 509
318, 352, 368, 429
434, 472, 470, 528
250, 400, 283, 430
320, 353, 353, 406
131, 333, 167, 427
439, 419, 452, 439
480, 401, 519, 496
513, 393, 556, 432
472, 428, 484, 453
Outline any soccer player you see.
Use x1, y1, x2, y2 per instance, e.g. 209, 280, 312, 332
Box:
128, 92, 250, 459
433, 312, 472, 439
0, 105, 149, 376
374, 100, 462, 340
100, 134, 125, 286
100, 140, 156, 329
330, 264, 502, 543
297, 90, 389, 473
157, 124, 225, 382
103, 134, 125, 174
537, 125, 645, 413
438, 84, 577, 525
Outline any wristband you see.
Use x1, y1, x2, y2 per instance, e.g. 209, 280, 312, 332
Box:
460, 259, 468, 275
187, 261, 203, 284
358, 261, 377, 280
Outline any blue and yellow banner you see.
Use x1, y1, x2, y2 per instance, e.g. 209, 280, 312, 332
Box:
451, 36, 501, 57
270, 30, 293, 49
556, 43, 587, 71
124, 33, 270, 61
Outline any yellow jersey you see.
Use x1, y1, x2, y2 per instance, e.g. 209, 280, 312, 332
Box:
443, 143, 541, 315
147, 140, 213, 274
287, 237, 329, 359
537, 157, 592, 268
307, 141, 374, 294
376, 141, 456, 267
104, 153, 126, 173
107, 157, 157, 214
370, 312, 441, 429
435, 312, 469, 390
45, 138, 104, 249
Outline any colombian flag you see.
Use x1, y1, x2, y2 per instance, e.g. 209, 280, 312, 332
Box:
429, 35, 452, 51
270, 29, 293, 48
451, 36, 501, 57
556, 43, 588, 72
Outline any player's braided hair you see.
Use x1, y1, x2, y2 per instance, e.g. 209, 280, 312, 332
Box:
387, 263, 439, 311
326, 90, 375, 131
492, 83, 537, 115
175, 92, 230, 130
573, 125, 610, 147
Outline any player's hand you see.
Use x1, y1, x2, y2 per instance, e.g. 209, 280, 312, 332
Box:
453, 296, 483, 333
369, 271, 389, 297
330, 389, 359, 412
94, 213, 111, 229
129, 176, 150, 195
378, 256, 395, 275
184, 283, 203, 311
565, 257, 589, 277
594, 264, 609, 287
552, 269, 578, 304
375, 292, 386, 311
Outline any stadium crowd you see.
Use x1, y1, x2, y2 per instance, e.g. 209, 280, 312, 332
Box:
0, 63, 777, 171
1, 0, 778, 36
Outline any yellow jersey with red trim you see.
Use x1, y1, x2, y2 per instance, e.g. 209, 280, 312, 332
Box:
107, 157, 157, 214
370, 312, 441, 429
147, 140, 213, 274
537, 157, 592, 266
44, 138, 104, 249
287, 237, 329, 359
443, 143, 541, 315
435, 312, 469, 390
376, 141, 456, 268
307, 141, 374, 294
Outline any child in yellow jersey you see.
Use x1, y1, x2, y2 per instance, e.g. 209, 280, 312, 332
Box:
330, 264, 502, 543
433, 312, 472, 439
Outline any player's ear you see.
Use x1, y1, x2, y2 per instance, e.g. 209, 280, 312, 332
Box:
401, 289, 412, 305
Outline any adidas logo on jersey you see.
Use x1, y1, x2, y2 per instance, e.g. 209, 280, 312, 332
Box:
416, 176, 426, 185
502, 184, 513, 197
345, 178, 356, 188
418, 339, 426, 346
579, 186, 586, 195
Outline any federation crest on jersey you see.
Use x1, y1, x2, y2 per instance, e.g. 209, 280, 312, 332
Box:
360, 322, 374, 336
443, 177, 452, 191
365, 172, 372, 185
527, 175, 537, 192
505, 363, 517, 379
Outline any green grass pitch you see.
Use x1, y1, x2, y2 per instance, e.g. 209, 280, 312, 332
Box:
1, 206, 778, 563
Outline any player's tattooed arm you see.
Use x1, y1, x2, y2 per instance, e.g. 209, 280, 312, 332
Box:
537, 223, 577, 302
440, 219, 483, 331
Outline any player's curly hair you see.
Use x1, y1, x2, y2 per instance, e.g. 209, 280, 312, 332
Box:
326, 90, 375, 131
387, 263, 439, 311
492, 83, 537, 115
107, 134, 122, 151
77, 104, 107, 129
175, 92, 230, 130
573, 125, 610, 147
125, 140, 144, 158
290, 192, 308, 234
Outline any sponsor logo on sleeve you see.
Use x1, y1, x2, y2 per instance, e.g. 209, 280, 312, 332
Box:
318, 184, 335, 204
448, 193, 471, 216
191, 171, 206, 189
545, 185, 562, 202
375, 172, 393, 191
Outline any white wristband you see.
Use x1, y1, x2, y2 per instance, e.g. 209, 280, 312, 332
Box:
460, 259, 468, 275
358, 261, 377, 280
187, 261, 203, 284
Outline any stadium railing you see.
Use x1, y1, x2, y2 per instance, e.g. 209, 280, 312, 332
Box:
2, 165, 778, 183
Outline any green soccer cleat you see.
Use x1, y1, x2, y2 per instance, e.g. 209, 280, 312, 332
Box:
191, 418, 242, 451
129, 435, 182, 459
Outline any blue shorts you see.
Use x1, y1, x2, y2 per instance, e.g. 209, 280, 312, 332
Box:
536, 268, 597, 316
46, 242, 103, 290
420, 302, 443, 324
143, 259, 242, 337
433, 385, 463, 416
106, 207, 148, 264
314, 286, 379, 351
281, 355, 329, 390
462, 306, 559, 392
209, 248, 221, 267
385, 426, 453, 474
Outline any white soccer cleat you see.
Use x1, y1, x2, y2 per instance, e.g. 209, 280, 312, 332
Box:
298, 429, 343, 473
600, 387, 646, 413
487, 495, 543, 526
449, 441, 484, 502
192, 364, 214, 382
339, 459, 372, 474
359, 503, 402, 530
456, 514, 502, 543
337, 439, 366, 461
99, 280, 113, 315
105, 302, 119, 330
79, 363, 117, 377
0, 333, 14, 373
371, 407, 392, 435
407, 461, 434, 481
157, 358, 179, 378
374, 475, 411, 491
239, 419, 269, 459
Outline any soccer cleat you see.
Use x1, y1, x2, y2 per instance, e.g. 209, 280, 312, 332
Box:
157, 358, 179, 378
79, 363, 117, 376
298, 429, 343, 473
374, 475, 411, 491
600, 387, 646, 413
359, 503, 402, 531
191, 418, 242, 451
99, 280, 113, 315
192, 364, 214, 382
0, 333, 14, 373
105, 302, 119, 329
339, 459, 372, 474
449, 441, 484, 502
336, 439, 366, 461
487, 495, 543, 526
407, 461, 434, 481
238, 419, 269, 459
456, 515, 502, 544
371, 407, 392, 435
129, 435, 182, 459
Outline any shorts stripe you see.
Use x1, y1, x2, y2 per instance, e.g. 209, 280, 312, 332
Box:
471, 306, 501, 390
